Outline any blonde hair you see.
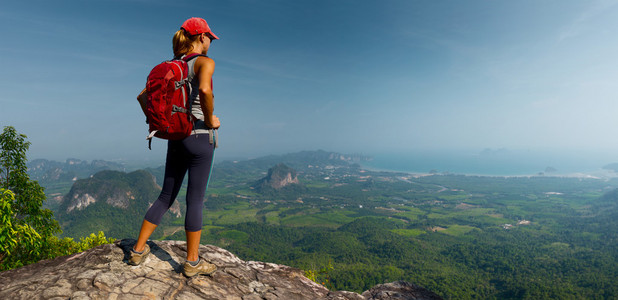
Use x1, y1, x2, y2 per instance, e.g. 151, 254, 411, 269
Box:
172, 29, 201, 58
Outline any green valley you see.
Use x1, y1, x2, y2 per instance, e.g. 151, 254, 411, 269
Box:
33, 150, 618, 299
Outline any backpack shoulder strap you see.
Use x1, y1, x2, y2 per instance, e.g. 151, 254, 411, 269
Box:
183, 54, 208, 62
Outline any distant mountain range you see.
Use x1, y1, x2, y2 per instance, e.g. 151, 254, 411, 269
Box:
603, 163, 618, 173
27, 150, 370, 184
39, 150, 366, 239
27, 158, 126, 184
216, 150, 369, 175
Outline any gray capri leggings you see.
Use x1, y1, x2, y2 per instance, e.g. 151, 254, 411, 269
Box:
144, 133, 214, 232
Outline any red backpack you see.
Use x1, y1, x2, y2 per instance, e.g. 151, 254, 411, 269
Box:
144, 54, 205, 148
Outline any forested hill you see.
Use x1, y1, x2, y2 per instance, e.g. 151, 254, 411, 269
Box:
55, 170, 170, 239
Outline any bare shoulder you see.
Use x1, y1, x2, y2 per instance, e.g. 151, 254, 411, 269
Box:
196, 56, 215, 67
194, 56, 215, 76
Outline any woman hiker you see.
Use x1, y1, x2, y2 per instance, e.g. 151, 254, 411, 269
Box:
130, 17, 221, 277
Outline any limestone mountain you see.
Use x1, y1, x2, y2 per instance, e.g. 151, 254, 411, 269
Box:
56, 170, 180, 239
254, 163, 301, 191
0, 239, 442, 300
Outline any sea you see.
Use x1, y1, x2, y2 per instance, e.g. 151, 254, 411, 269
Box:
360, 149, 618, 178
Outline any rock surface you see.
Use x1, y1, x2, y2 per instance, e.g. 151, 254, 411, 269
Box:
362, 281, 444, 300
0, 239, 442, 300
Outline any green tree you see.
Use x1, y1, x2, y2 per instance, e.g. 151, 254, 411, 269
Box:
0, 126, 60, 236
0, 126, 114, 270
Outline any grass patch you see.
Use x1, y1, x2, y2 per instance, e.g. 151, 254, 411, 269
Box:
203, 225, 224, 234
426, 212, 449, 220
264, 211, 281, 225
392, 228, 425, 237
441, 225, 479, 236
305, 182, 331, 188
216, 209, 260, 225
395, 207, 423, 221
226, 201, 252, 210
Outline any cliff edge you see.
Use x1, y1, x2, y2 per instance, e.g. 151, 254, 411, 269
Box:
0, 239, 442, 300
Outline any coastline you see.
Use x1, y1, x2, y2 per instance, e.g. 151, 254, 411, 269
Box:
358, 161, 618, 179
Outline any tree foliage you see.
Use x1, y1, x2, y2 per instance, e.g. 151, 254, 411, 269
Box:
0, 188, 42, 270
0, 126, 114, 271
0, 126, 60, 236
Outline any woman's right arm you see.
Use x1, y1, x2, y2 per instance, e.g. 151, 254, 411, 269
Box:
195, 56, 220, 129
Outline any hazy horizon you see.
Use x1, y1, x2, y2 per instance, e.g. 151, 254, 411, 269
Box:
25, 147, 618, 179
3, 1, 618, 164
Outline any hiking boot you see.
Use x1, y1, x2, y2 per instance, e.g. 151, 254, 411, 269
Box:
183, 258, 217, 277
129, 244, 150, 266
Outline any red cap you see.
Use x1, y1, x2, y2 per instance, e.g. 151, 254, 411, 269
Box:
181, 17, 219, 39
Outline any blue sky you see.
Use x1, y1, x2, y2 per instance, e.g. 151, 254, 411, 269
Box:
2, 0, 618, 164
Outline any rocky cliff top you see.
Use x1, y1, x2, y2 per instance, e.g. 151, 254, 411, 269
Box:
0, 239, 442, 300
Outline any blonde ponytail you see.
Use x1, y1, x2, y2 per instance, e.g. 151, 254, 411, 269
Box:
172, 29, 200, 58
